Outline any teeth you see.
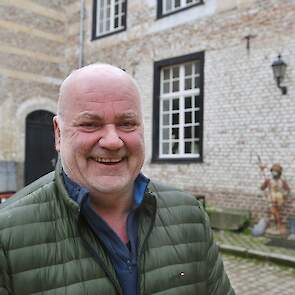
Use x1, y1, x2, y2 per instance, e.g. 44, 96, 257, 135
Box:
94, 157, 122, 163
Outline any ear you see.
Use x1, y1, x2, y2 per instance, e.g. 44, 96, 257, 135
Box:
53, 116, 61, 152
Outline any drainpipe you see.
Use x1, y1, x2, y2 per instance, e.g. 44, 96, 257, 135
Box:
79, 0, 85, 68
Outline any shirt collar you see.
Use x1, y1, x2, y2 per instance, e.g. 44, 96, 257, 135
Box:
62, 172, 149, 208
133, 173, 149, 208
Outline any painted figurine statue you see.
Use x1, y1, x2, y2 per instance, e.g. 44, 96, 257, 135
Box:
260, 163, 290, 237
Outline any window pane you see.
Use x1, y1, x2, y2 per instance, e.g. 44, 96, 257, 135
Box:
121, 15, 126, 26
172, 98, 179, 110
163, 99, 170, 111
163, 82, 170, 93
121, 1, 126, 12
194, 61, 201, 74
185, 141, 192, 153
107, 20, 111, 31
185, 63, 192, 76
184, 127, 192, 139
172, 142, 179, 154
99, 21, 104, 33
114, 17, 119, 28
172, 66, 179, 78
172, 113, 179, 125
193, 141, 200, 154
163, 114, 170, 126
99, 7, 104, 18
166, 0, 172, 11
194, 126, 200, 138
185, 78, 192, 90
162, 128, 169, 140
185, 111, 192, 123
185, 96, 192, 109
186, 0, 193, 3
194, 77, 200, 89
175, 0, 181, 8
194, 110, 200, 123
163, 69, 170, 80
172, 128, 179, 139
194, 95, 199, 107
172, 80, 179, 92
115, 4, 119, 15
162, 142, 169, 154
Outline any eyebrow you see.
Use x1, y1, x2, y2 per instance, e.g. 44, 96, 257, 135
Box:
118, 112, 138, 120
75, 111, 139, 121
75, 112, 104, 121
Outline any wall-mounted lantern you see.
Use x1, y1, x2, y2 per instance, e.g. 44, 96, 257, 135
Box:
271, 55, 287, 95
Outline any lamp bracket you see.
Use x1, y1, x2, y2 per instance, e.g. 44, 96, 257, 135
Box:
244, 34, 256, 51
276, 77, 287, 95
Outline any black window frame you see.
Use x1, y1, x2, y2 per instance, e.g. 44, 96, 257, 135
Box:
152, 51, 205, 163
92, 0, 128, 41
157, 0, 204, 19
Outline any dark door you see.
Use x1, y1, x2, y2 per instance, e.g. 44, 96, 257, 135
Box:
25, 110, 58, 185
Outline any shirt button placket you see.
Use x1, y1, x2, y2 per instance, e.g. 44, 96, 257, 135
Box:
127, 259, 133, 273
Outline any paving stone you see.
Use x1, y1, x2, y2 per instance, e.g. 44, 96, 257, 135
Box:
214, 230, 295, 261
223, 254, 295, 295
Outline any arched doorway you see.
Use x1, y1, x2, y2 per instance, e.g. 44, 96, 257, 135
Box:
25, 110, 58, 185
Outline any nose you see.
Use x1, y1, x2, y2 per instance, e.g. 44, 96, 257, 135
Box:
98, 125, 124, 150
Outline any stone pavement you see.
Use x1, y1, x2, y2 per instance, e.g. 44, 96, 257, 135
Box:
213, 230, 295, 267
223, 254, 295, 295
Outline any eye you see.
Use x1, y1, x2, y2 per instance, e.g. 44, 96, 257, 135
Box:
78, 122, 101, 130
80, 122, 95, 127
119, 121, 137, 130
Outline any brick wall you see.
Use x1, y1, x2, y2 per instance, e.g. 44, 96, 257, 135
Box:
0, 0, 78, 188
1, 0, 294, 222
78, 0, 295, 222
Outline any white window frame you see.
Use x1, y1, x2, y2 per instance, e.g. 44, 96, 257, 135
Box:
95, 0, 126, 38
159, 61, 202, 159
162, 0, 202, 15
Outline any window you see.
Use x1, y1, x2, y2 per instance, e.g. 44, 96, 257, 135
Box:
157, 0, 204, 18
92, 0, 127, 40
153, 52, 204, 162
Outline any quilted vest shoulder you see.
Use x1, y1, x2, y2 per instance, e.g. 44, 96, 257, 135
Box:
148, 179, 203, 211
0, 170, 118, 295
0, 172, 58, 231
141, 180, 209, 294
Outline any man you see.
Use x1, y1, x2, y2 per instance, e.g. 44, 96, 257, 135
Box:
0, 64, 235, 295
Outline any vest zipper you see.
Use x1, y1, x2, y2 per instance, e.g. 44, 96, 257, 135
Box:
78, 217, 123, 295
137, 193, 156, 295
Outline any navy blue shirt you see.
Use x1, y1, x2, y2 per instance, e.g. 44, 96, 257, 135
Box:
63, 173, 149, 295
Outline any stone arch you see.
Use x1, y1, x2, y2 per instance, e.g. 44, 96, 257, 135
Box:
16, 97, 57, 163
14, 98, 57, 188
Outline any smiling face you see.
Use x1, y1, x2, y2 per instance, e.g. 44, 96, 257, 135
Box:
54, 65, 145, 197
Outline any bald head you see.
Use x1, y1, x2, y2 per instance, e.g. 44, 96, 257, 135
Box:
53, 63, 145, 197
57, 64, 142, 119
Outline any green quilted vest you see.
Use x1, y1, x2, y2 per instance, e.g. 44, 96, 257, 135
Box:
0, 167, 234, 295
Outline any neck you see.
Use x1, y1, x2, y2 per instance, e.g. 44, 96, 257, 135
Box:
91, 192, 132, 214
89, 184, 134, 211
89, 190, 133, 244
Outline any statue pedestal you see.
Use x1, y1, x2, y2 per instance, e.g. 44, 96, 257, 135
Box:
288, 217, 295, 240
265, 226, 281, 238
265, 220, 287, 239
